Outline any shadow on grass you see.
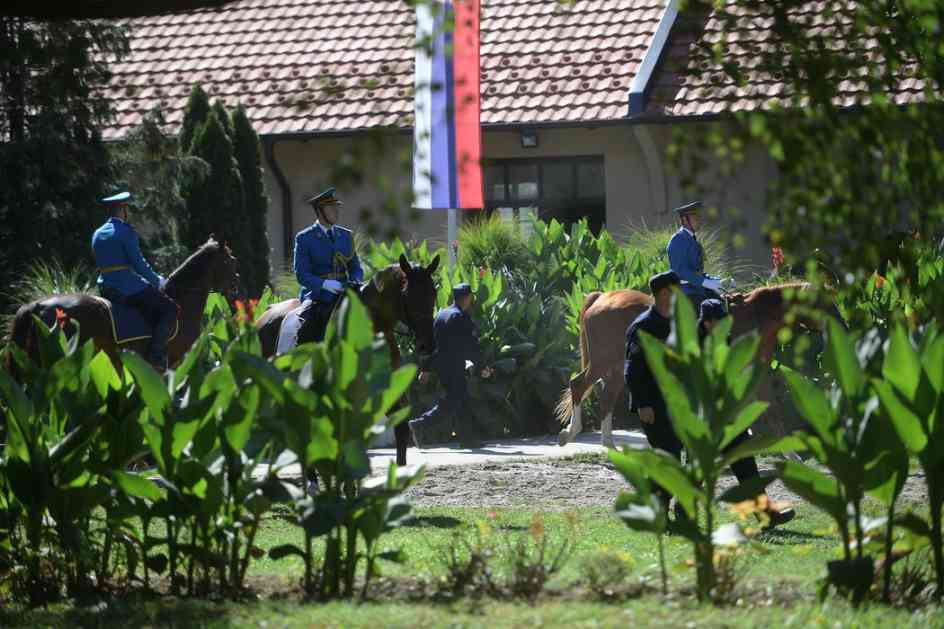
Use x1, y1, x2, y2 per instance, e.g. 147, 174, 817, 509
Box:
759, 529, 833, 545
0, 596, 240, 629
403, 515, 463, 529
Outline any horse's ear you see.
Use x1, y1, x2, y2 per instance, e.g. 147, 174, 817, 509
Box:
398, 253, 412, 274
427, 255, 440, 274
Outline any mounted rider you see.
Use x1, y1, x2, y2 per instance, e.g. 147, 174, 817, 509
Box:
91, 191, 177, 370
277, 187, 364, 352
666, 201, 735, 308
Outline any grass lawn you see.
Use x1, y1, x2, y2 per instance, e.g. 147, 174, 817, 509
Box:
5, 501, 941, 628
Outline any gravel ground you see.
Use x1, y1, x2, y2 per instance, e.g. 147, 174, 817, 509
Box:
402, 454, 929, 510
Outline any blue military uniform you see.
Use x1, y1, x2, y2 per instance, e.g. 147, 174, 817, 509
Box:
409, 284, 485, 448
91, 191, 177, 369
280, 187, 365, 349
293, 222, 363, 303
667, 226, 720, 303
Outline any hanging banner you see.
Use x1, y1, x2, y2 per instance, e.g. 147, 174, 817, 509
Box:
413, 0, 483, 210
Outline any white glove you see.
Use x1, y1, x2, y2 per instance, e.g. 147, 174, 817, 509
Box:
703, 278, 722, 292
158, 277, 168, 291
720, 277, 737, 291
322, 279, 344, 294
465, 360, 474, 370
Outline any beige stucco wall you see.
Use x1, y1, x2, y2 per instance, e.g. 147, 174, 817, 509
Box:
260, 120, 778, 279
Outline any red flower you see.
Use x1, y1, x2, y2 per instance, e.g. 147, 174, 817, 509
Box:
771, 247, 785, 270
451, 239, 459, 252
479, 266, 487, 278
234, 299, 249, 323
55, 307, 68, 327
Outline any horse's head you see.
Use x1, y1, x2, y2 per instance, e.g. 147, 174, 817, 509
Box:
206, 235, 241, 299
398, 253, 440, 356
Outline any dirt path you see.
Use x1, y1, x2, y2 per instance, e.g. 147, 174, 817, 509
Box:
402, 454, 929, 510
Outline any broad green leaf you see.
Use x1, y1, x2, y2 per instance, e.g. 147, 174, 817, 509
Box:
268, 544, 307, 561
872, 380, 928, 453
673, 291, 700, 356
720, 401, 769, 450
337, 342, 358, 391
884, 324, 921, 397
639, 333, 708, 449
609, 449, 651, 495
616, 501, 664, 534
721, 433, 806, 469
224, 385, 259, 452
337, 294, 374, 350
123, 352, 171, 423
112, 470, 162, 502
305, 416, 338, 464
376, 365, 417, 421
824, 319, 865, 397
920, 334, 944, 393
782, 367, 836, 441
635, 449, 704, 518
712, 523, 748, 546
89, 351, 122, 398
0, 369, 33, 427
778, 460, 845, 522
723, 332, 760, 389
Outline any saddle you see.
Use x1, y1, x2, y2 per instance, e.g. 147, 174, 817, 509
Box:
91, 296, 180, 345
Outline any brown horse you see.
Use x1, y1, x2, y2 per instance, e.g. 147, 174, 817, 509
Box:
255, 254, 440, 466
8, 237, 239, 369
556, 283, 838, 447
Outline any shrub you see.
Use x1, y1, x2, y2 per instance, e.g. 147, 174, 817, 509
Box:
438, 520, 497, 598
457, 214, 532, 277
502, 512, 577, 601
579, 546, 634, 599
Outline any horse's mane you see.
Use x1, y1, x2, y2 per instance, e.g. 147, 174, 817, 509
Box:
372, 265, 407, 293
166, 240, 224, 288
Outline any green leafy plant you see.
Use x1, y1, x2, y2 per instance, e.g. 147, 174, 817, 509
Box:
618, 294, 774, 601
773, 319, 910, 604
438, 519, 497, 598
502, 512, 577, 602
579, 545, 635, 600
872, 323, 944, 599
609, 449, 669, 594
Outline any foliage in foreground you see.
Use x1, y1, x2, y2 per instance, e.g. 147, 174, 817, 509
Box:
0, 294, 420, 605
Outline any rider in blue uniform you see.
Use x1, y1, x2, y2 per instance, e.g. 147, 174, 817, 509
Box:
285, 187, 364, 347
666, 201, 735, 309
408, 283, 493, 449
91, 191, 177, 370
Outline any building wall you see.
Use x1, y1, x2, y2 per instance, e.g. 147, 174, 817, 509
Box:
260, 120, 778, 278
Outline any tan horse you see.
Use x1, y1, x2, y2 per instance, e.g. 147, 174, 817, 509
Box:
556, 283, 836, 447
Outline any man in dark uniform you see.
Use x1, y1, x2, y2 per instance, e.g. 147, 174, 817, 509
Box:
277, 187, 364, 352
91, 191, 177, 370
625, 271, 683, 514
408, 283, 493, 449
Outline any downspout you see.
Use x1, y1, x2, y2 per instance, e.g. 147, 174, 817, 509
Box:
263, 137, 293, 266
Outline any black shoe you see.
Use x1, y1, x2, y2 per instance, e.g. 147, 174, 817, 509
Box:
408, 420, 425, 449
458, 439, 484, 449
761, 504, 796, 531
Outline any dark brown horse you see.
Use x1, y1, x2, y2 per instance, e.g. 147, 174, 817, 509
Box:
556, 283, 839, 447
255, 254, 440, 466
8, 237, 239, 369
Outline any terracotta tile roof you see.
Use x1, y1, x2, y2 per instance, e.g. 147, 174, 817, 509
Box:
104, 0, 664, 139
643, 1, 931, 118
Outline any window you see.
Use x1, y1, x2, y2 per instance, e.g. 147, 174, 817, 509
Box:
480, 156, 606, 233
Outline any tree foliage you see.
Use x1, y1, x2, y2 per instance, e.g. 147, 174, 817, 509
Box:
232, 104, 271, 298
674, 0, 944, 283
0, 18, 129, 309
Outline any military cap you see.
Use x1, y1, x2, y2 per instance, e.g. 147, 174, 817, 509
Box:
648, 271, 680, 294
452, 283, 473, 300
699, 298, 728, 322
306, 186, 343, 208
101, 191, 132, 205
673, 200, 702, 215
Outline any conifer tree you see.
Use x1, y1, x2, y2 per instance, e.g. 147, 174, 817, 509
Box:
232, 104, 271, 297
179, 84, 210, 154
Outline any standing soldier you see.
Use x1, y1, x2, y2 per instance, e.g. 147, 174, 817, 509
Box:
625, 271, 684, 516
666, 201, 735, 309
91, 191, 177, 371
409, 283, 493, 449
278, 187, 364, 352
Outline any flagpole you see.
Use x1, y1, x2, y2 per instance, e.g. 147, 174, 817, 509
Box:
448, 208, 458, 268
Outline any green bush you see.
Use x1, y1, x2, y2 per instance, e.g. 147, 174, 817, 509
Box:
457, 215, 532, 277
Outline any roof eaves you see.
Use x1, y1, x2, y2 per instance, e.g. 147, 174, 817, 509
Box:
628, 0, 680, 116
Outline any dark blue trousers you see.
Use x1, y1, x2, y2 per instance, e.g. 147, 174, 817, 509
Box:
105, 286, 177, 366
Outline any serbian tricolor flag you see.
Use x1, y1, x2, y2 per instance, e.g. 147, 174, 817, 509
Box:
413, 0, 483, 210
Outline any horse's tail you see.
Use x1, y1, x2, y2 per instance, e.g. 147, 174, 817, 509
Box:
6, 303, 39, 376
555, 291, 603, 425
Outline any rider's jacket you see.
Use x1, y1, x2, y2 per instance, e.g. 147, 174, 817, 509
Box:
667, 227, 718, 298
294, 222, 364, 303
624, 305, 672, 412
430, 304, 483, 395
91, 217, 163, 296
